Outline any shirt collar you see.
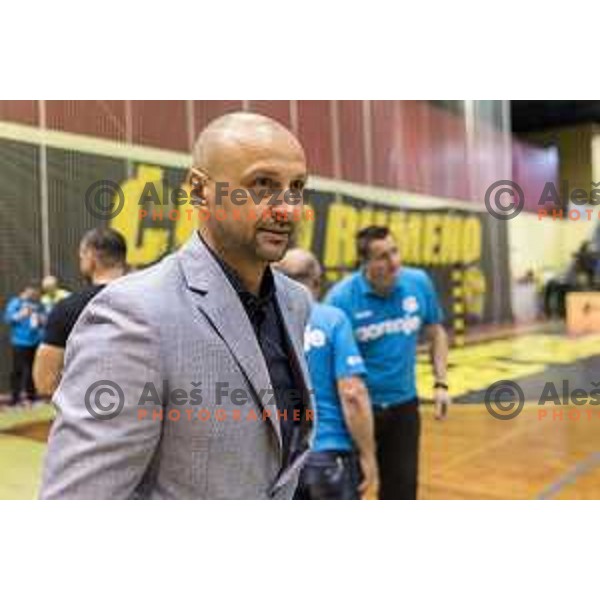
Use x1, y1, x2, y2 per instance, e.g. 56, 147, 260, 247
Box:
198, 232, 275, 306
358, 268, 399, 298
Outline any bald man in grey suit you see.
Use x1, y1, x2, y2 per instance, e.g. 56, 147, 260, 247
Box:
40, 113, 315, 499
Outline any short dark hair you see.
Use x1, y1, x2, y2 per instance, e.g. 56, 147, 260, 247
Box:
80, 227, 127, 268
356, 225, 391, 262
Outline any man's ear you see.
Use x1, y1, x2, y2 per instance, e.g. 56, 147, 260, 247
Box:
188, 167, 208, 206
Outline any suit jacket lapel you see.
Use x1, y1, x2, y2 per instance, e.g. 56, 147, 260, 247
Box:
273, 274, 315, 452
177, 234, 282, 450
274, 274, 313, 412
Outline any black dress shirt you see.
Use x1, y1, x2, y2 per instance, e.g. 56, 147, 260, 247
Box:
199, 234, 304, 465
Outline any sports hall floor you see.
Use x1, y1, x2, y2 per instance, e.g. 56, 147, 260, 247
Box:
2, 327, 600, 499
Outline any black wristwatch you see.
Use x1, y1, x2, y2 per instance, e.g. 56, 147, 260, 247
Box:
433, 381, 449, 390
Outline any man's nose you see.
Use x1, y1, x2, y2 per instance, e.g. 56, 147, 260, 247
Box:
270, 191, 297, 222
387, 256, 400, 271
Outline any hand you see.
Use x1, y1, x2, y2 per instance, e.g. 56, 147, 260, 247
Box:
358, 454, 379, 500
434, 387, 451, 420
18, 306, 33, 319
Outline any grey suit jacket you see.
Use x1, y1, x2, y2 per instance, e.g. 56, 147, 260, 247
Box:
40, 233, 314, 499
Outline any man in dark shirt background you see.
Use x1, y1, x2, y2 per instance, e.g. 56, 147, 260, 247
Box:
33, 227, 127, 396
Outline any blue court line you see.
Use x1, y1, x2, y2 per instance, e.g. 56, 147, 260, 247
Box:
536, 452, 600, 499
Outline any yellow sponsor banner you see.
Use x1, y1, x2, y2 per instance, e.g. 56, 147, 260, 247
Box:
106, 166, 500, 324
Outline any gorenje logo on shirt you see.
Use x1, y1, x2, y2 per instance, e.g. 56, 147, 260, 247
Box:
304, 325, 327, 352
355, 315, 421, 342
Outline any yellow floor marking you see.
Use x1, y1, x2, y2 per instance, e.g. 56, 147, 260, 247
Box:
417, 333, 600, 400
0, 403, 55, 433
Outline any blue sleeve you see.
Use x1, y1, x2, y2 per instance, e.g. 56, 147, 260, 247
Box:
333, 312, 366, 380
4, 298, 21, 324
421, 273, 444, 325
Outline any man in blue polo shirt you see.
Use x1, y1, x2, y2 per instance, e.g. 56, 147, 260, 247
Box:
277, 248, 378, 500
325, 225, 450, 499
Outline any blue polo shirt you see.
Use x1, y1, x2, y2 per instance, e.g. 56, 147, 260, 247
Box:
304, 302, 367, 452
325, 268, 443, 407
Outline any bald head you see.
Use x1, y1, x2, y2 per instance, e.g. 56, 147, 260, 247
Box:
277, 248, 322, 298
192, 112, 304, 178
188, 111, 308, 272
42, 275, 58, 293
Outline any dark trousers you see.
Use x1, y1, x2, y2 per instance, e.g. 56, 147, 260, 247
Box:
374, 398, 420, 500
10, 345, 38, 404
294, 451, 361, 500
